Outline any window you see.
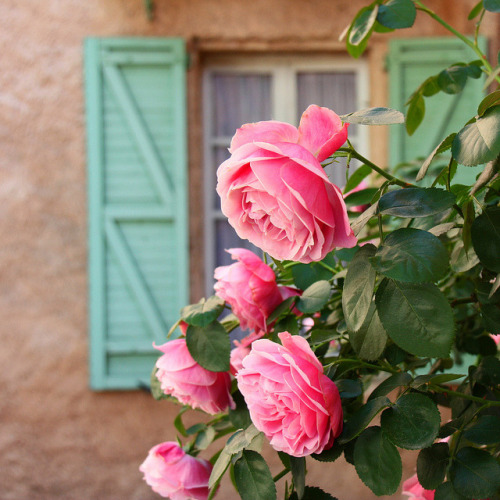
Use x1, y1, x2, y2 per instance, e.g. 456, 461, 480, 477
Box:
203, 55, 369, 294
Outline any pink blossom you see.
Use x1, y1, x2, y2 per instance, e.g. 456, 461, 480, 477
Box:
140, 441, 212, 500
214, 248, 292, 332
230, 330, 265, 376
216, 105, 356, 263
154, 339, 234, 415
402, 474, 435, 500
237, 332, 343, 457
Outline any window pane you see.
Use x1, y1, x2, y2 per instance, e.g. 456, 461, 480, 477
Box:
297, 71, 357, 117
211, 73, 272, 137
215, 220, 261, 269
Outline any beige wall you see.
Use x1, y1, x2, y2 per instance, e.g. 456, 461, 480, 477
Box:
0, 0, 496, 498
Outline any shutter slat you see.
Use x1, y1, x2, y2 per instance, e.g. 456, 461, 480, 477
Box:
85, 38, 188, 390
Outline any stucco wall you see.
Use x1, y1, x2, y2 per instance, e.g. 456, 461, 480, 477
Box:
0, 0, 496, 498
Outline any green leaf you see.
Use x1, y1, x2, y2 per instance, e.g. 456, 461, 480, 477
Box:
336, 379, 363, 399
471, 207, 500, 272
224, 425, 262, 455
311, 441, 344, 463
290, 456, 306, 500
338, 396, 391, 444
478, 90, 500, 116
368, 372, 412, 401
181, 296, 225, 327
484, 0, 500, 11
208, 450, 231, 490
296, 280, 331, 314
342, 244, 377, 333
437, 66, 468, 94
420, 75, 441, 97
289, 487, 339, 500
344, 188, 378, 207
195, 426, 216, 450
464, 415, 500, 444
349, 303, 388, 361
173, 407, 189, 437
349, 5, 379, 46
353, 426, 402, 496
375, 279, 455, 358
406, 93, 425, 135
417, 442, 450, 489
377, 0, 416, 29
233, 450, 276, 500
150, 367, 169, 401
310, 329, 337, 345
341, 107, 405, 125
417, 133, 456, 181
449, 447, 500, 499
468, 0, 484, 19
371, 228, 449, 283
434, 481, 468, 500
229, 391, 252, 430
351, 202, 379, 235
292, 261, 333, 290
452, 105, 500, 166
266, 296, 297, 325
482, 303, 500, 334
186, 322, 231, 372
344, 164, 372, 193
381, 393, 440, 449
378, 187, 456, 218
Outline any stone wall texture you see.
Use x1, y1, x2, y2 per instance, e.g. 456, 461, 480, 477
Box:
0, 0, 496, 498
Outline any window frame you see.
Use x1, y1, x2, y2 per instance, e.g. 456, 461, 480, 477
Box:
202, 54, 370, 295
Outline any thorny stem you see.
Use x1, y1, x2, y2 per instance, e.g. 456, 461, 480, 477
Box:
273, 468, 289, 483
430, 385, 500, 407
338, 147, 413, 189
414, 0, 500, 84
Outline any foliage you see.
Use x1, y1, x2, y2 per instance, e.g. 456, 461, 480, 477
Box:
141, 2, 500, 499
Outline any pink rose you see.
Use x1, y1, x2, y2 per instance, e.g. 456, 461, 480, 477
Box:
237, 331, 343, 457
402, 474, 435, 500
154, 339, 234, 415
214, 248, 292, 332
140, 441, 212, 500
230, 330, 265, 376
216, 105, 357, 263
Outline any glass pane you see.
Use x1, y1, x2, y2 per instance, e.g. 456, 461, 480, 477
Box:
215, 220, 261, 269
297, 71, 356, 117
211, 73, 272, 137
212, 146, 231, 210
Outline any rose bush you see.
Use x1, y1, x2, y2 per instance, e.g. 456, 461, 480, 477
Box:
154, 339, 234, 415
216, 105, 356, 263
142, 3, 500, 498
140, 441, 212, 500
237, 331, 343, 457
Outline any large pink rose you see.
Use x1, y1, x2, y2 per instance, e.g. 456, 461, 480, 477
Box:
216, 105, 356, 263
154, 339, 234, 415
236, 331, 343, 457
140, 441, 212, 500
214, 248, 296, 332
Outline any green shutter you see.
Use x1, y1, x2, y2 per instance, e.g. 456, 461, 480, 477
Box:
84, 38, 188, 390
388, 37, 487, 184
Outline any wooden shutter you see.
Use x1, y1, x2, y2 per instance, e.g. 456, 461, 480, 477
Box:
84, 38, 188, 390
388, 37, 487, 184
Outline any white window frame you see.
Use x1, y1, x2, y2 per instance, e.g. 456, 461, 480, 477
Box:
203, 54, 370, 295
